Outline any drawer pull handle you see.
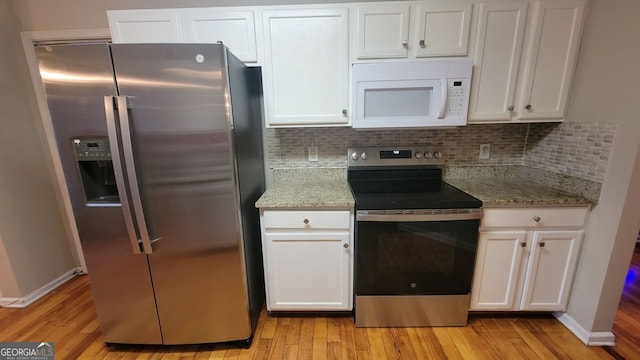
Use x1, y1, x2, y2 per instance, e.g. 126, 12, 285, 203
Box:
533, 216, 541, 222
303, 218, 309, 224
539, 242, 545, 247
520, 242, 526, 248
343, 243, 349, 249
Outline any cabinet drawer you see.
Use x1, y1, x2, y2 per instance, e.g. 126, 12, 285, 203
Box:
263, 210, 351, 230
482, 207, 588, 228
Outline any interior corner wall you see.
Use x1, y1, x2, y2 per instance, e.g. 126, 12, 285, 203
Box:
563, 0, 640, 335
0, 1, 76, 297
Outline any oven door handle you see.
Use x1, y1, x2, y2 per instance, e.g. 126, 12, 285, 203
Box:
356, 211, 483, 222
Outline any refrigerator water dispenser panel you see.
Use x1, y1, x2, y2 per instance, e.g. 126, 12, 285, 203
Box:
73, 137, 119, 204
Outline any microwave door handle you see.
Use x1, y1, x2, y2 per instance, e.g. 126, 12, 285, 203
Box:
437, 78, 448, 119
116, 96, 157, 255
104, 96, 142, 254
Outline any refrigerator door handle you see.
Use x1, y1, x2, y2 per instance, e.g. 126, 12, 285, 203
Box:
104, 96, 143, 254
116, 96, 157, 254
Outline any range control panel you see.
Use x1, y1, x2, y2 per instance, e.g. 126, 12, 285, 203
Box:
348, 147, 444, 167
73, 137, 112, 161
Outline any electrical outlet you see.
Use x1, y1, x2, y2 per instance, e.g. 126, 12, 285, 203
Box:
479, 144, 490, 160
308, 144, 318, 162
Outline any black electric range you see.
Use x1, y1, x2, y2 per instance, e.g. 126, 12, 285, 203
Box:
347, 147, 482, 211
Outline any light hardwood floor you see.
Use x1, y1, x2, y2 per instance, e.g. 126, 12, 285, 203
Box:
1, 247, 639, 359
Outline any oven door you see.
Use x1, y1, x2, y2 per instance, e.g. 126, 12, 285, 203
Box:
355, 211, 481, 296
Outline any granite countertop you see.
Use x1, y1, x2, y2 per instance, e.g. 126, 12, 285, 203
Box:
255, 168, 354, 209
446, 178, 594, 207
444, 165, 599, 208
255, 166, 599, 209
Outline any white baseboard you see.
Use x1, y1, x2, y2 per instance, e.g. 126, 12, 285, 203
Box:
0, 268, 81, 308
554, 311, 616, 346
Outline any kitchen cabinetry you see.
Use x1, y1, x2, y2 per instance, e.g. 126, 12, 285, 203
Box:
414, 2, 472, 57
107, 8, 258, 63
260, 210, 353, 311
354, 4, 410, 59
468, 0, 586, 123
182, 9, 258, 63
108, 9, 183, 43
353, 1, 471, 60
261, 8, 349, 127
470, 207, 586, 311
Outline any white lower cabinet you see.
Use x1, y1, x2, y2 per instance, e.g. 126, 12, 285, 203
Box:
470, 207, 586, 311
260, 210, 353, 311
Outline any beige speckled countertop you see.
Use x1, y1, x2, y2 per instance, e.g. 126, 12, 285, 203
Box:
444, 165, 599, 207
446, 178, 594, 207
255, 166, 599, 209
255, 168, 354, 209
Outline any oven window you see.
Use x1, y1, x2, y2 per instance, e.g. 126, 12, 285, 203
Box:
355, 219, 480, 296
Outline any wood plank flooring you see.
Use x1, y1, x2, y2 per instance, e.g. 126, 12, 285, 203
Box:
1, 246, 639, 359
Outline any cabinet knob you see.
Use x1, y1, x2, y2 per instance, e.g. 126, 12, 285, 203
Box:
402, 40, 408, 48
507, 105, 514, 111
342, 109, 348, 116
343, 243, 349, 249
525, 104, 532, 110
520, 242, 526, 247
533, 216, 541, 222
419, 39, 426, 47
539, 241, 546, 247
303, 218, 309, 224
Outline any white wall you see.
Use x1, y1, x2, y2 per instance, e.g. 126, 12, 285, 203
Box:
0, 0, 76, 298
564, 0, 640, 335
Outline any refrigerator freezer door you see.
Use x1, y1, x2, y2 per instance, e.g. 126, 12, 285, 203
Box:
110, 44, 252, 344
36, 44, 163, 344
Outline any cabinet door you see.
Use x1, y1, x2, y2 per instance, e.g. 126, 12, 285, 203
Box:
470, 231, 527, 310
355, 4, 410, 59
520, 230, 583, 310
468, 2, 528, 122
182, 9, 258, 63
262, 8, 349, 127
263, 232, 352, 311
516, 0, 586, 120
108, 9, 183, 43
414, 2, 472, 57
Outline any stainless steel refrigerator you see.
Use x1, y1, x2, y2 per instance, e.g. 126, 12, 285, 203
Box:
35, 43, 265, 345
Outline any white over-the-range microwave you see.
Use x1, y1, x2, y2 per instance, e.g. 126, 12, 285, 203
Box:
351, 59, 472, 129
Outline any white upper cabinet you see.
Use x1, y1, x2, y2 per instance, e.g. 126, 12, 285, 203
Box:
355, 4, 411, 59
108, 9, 184, 43
414, 2, 473, 57
469, 0, 586, 123
354, 2, 472, 60
182, 9, 258, 63
108, 8, 258, 63
261, 8, 349, 127
468, 2, 528, 122
516, 0, 586, 120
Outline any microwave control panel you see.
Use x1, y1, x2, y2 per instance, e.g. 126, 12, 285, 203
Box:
446, 79, 467, 118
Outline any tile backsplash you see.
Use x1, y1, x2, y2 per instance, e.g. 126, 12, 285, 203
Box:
266, 121, 616, 183
524, 121, 616, 183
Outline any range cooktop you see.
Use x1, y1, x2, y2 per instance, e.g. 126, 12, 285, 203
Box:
347, 146, 482, 210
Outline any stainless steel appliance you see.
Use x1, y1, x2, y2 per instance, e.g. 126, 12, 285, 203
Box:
348, 147, 482, 327
36, 43, 265, 345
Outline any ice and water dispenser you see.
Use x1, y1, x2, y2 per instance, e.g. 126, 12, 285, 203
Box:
72, 137, 119, 204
